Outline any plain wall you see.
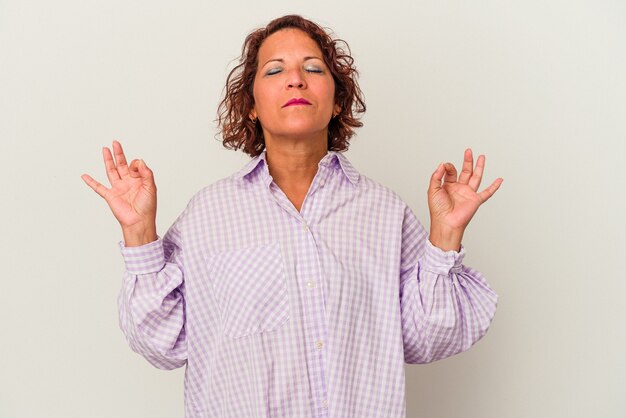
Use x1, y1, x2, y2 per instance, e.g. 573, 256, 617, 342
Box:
1, 1, 625, 417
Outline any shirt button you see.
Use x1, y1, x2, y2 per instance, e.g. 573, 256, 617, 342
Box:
302, 223, 309, 232
307, 281, 316, 289
319, 180, 326, 186
322, 399, 328, 408
316, 340, 324, 350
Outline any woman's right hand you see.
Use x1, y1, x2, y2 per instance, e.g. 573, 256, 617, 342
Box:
81, 140, 158, 247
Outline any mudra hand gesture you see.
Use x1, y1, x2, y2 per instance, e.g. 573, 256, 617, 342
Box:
81, 141, 158, 246
427, 148, 503, 252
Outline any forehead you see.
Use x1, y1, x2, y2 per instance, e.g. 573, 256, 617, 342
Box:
258, 28, 323, 61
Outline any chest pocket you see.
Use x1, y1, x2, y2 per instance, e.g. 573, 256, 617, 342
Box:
209, 241, 290, 339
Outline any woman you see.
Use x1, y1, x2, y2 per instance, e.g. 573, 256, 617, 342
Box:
82, 15, 502, 418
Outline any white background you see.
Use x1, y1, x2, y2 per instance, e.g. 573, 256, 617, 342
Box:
1, 1, 625, 417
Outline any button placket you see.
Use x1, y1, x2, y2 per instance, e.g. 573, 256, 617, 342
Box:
289, 166, 331, 416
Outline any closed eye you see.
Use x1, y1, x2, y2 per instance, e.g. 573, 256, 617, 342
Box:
266, 68, 282, 76
264, 66, 324, 76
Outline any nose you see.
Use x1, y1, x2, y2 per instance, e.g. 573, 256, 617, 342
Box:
286, 69, 307, 89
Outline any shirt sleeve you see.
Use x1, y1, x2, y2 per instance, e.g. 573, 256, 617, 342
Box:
117, 219, 187, 370
399, 205, 499, 364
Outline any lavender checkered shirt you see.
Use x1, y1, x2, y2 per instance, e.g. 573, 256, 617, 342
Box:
118, 150, 498, 417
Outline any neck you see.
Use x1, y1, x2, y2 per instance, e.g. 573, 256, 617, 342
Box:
264, 133, 328, 187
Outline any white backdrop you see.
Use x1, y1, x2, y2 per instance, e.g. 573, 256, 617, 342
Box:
1, 1, 625, 417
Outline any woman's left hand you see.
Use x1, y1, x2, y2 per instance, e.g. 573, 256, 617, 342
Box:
427, 148, 503, 252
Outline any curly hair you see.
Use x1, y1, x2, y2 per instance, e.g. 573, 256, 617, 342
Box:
217, 15, 366, 157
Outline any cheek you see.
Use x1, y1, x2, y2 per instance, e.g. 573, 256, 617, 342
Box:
252, 75, 266, 104
325, 81, 337, 106
252, 82, 273, 116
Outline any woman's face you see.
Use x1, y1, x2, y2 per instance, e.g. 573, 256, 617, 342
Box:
251, 28, 339, 144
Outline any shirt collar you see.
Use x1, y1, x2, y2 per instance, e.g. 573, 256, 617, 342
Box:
234, 149, 360, 185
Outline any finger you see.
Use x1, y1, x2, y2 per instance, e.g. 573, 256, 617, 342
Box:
129, 159, 141, 178
458, 148, 473, 184
112, 140, 130, 177
443, 162, 458, 183
81, 173, 109, 199
137, 159, 154, 181
103, 147, 121, 184
429, 163, 445, 191
129, 159, 154, 183
468, 154, 485, 191
478, 178, 503, 203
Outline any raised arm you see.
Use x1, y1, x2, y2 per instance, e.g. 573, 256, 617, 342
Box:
400, 149, 502, 363
82, 141, 186, 369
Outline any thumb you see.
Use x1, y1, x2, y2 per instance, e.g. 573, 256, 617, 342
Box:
137, 159, 155, 183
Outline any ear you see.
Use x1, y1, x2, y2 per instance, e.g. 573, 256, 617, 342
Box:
333, 104, 341, 117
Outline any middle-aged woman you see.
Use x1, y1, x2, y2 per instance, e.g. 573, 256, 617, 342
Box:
82, 14, 502, 418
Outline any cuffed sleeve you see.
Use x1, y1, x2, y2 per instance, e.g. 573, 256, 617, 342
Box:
117, 222, 188, 370
119, 238, 166, 274
399, 205, 498, 364
419, 238, 466, 275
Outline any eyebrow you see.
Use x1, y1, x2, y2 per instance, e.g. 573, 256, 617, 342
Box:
261, 56, 323, 68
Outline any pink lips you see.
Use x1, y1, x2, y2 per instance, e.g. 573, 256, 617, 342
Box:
282, 98, 312, 107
